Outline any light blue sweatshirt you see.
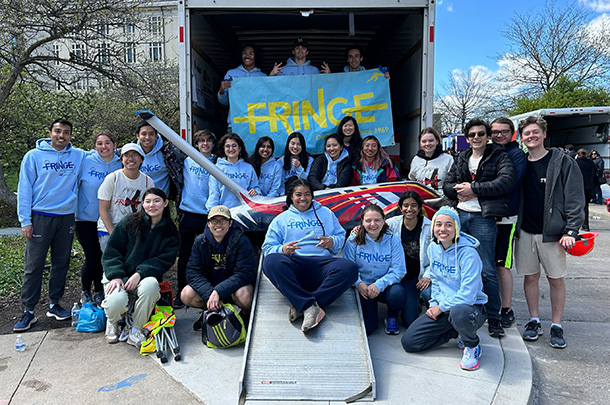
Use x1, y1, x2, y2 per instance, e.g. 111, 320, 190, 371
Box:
137, 136, 169, 196
278, 155, 314, 194
218, 65, 267, 125
322, 148, 349, 186
343, 231, 406, 292
206, 158, 258, 210
386, 216, 432, 279
427, 232, 488, 312
180, 155, 215, 214
255, 158, 282, 197
262, 201, 345, 258
279, 58, 320, 76
76, 150, 121, 222
17, 139, 85, 226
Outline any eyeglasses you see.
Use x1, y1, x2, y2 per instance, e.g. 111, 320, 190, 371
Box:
224, 144, 238, 149
209, 219, 229, 225
491, 130, 511, 136
466, 131, 487, 139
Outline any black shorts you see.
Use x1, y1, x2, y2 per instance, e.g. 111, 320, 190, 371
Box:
495, 223, 517, 268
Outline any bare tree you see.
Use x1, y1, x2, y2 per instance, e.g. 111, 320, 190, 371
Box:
500, 0, 610, 93
435, 66, 496, 133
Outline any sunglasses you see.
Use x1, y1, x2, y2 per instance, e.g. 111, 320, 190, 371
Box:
466, 131, 487, 139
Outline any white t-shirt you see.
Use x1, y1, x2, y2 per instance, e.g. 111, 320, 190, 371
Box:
457, 155, 482, 213
97, 169, 154, 233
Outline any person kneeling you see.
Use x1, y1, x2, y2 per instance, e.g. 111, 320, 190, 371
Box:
180, 205, 256, 329
401, 207, 487, 371
102, 188, 180, 348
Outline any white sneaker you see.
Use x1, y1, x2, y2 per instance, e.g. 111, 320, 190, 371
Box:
126, 328, 147, 349
460, 345, 481, 371
105, 321, 119, 344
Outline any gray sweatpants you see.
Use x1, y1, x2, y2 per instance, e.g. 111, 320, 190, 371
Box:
21, 214, 75, 311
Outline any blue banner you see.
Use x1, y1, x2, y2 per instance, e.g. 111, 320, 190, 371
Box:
229, 70, 394, 156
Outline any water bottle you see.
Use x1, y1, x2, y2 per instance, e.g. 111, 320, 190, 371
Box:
71, 302, 80, 328
15, 335, 25, 352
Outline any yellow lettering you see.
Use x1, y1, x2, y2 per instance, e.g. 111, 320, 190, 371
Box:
233, 103, 268, 134
327, 97, 348, 126
302, 89, 327, 130
268, 102, 293, 133
341, 92, 388, 123
292, 101, 301, 131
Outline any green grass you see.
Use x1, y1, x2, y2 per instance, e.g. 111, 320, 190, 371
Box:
0, 236, 82, 298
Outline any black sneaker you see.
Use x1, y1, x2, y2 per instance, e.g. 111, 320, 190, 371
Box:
173, 296, 185, 310
46, 304, 70, 321
549, 325, 567, 349
488, 318, 505, 338
14, 312, 37, 332
522, 320, 543, 341
193, 312, 204, 331
500, 308, 515, 328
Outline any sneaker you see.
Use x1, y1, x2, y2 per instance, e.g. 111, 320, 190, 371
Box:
288, 305, 303, 322
488, 318, 505, 338
126, 328, 147, 349
384, 316, 399, 335
456, 335, 465, 350
92, 291, 104, 308
105, 321, 119, 344
522, 320, 543, 341
549, 325, 567, 349
46, 304, 70, 321
301, 302, 325, 333
500, 308, 515, 328
13, 312, 37, 332
80, 290, 93, 305
173, 296, 185, 310
193, 312, 204, 331
460, 345, 481, 371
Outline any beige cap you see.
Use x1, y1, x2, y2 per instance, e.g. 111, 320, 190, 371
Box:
208, 205, 231, 219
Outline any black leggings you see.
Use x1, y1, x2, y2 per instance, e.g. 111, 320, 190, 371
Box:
177, 212, 208, 292
75, 221, 103, 292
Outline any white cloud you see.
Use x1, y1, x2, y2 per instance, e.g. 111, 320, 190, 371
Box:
584, 13, 610, 55
438, 0, 444, 5
447, 4, 454, 12
579, 0, 610, 12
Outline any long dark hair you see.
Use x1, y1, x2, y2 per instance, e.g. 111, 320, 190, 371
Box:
337, 116, 362, 150
218, 133, 249, 161
355, 204, 389, 245
282, 132, 311, 171
284, 179, 325, 236
357, 135, 393, 171
125, 188, 178, 240
249, 136, 274, 176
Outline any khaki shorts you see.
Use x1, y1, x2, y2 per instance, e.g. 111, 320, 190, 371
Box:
515, 230, 567, 279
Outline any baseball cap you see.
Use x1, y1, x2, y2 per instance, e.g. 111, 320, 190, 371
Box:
208, 205, 232, 220
292, 37, 309, 50
120, 143, 145, 159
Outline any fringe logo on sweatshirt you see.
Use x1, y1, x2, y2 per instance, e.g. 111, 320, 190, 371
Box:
433, 260, 456, 275
286, 218, 320, 230
42, 160, 75, 172
356, 251, 391, 263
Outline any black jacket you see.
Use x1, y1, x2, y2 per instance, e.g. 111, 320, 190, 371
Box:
576, 157, 597, 192
443, 143, 515, 218
308, 154, 352, 190
185, 226, 256, 302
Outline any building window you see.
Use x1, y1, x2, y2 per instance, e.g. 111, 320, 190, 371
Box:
124, 43, 137, 64
124, 23, 135, 35
149, 16, 163, 36
71, 44, 84, 62
53, 44, 60, 65
98, 43, 110, 65
149, 42, 162, 62
100, 23, 110, 36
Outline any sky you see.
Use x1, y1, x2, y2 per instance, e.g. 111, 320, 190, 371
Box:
433, 0, 610, 94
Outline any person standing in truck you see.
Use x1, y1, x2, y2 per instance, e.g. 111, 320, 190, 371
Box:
341, 45, 390, 79
276, 37, 330, 75
218, 45, 274, 129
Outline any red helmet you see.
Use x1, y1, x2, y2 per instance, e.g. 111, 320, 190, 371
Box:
565, 232, 599, 256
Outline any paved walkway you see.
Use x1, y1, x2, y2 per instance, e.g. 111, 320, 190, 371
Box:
1, 305, 532, 405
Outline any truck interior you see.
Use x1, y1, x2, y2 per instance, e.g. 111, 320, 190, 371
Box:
188, 8, 430, 168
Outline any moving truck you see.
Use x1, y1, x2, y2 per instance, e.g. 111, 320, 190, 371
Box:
176, 0, 436, 170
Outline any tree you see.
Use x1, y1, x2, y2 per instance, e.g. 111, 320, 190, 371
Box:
500, 0, 610, 94
435, 66, 499, 133
508, 76, 610, 115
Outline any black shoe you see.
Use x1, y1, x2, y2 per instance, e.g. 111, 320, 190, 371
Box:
193, 312, 204, 331
173, 296, 185, 310
500, 308, 515, 328
488, 318, 505, 338
549, 325, 567, 349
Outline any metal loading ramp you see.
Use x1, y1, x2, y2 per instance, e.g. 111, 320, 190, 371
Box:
239, 258, 375, 403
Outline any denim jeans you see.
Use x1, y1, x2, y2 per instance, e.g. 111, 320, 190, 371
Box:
360, 283, 405, 335
458, 210, 500, 320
